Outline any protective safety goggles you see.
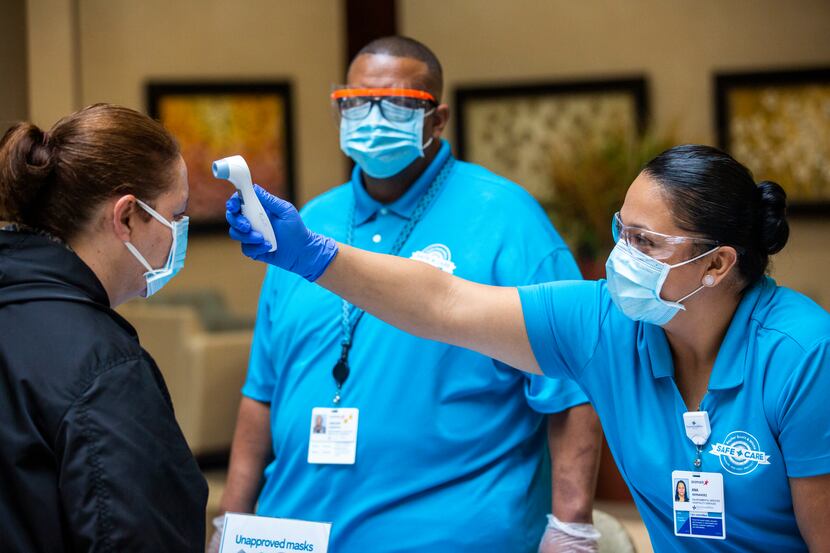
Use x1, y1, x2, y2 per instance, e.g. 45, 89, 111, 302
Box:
331, 87, 437, 122
612, 211, 719, 261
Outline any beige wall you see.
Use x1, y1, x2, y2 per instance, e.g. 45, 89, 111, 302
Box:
71, 0, 346, 315
21, 1, 830, 311
26, 0, 79, 128
401, 0, 830, 307
0, 0, 29, 127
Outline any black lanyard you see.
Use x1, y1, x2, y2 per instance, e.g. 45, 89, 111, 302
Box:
331, 156, 455, 404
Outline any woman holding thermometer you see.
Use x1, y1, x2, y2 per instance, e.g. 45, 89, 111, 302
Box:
226, 144, 830, 552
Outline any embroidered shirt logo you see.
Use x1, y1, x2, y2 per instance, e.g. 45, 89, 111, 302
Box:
708, 430, 771, 475
410, 244, 456, 274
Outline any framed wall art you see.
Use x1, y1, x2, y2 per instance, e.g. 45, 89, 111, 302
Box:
454, 77, 651, 263
454, 77, 648, 205
715, 67, 830, 215
147, 81, 295, 231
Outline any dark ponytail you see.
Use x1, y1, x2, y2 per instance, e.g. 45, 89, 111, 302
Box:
643, 144, 789, 287
756, 180, 789, 255
0, 123, 57, 225
0, 104, 180, 241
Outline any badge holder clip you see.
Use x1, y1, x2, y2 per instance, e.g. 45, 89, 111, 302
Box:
683, 411, 711, 469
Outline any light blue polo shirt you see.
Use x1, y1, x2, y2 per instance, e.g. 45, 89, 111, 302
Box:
243, 141, 589, 553
519, 276, 830, 552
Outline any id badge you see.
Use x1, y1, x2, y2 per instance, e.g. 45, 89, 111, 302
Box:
672, 470, 726, 540
307, 407, 359, 465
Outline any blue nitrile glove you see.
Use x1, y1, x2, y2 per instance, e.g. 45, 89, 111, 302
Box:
225, 184, 338, 281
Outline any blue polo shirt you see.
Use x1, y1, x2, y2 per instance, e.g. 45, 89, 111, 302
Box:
243, 141, 588, 552
519, 277, 830, 552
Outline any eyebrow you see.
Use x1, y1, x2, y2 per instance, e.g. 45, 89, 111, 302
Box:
619, 213, 654, 232
629, 221, 654, 231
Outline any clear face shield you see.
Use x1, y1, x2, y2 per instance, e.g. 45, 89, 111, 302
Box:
331, 86, 439, 179
330, 86, 437, 124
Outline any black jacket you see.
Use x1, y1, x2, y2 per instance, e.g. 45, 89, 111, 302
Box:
0, 229, 208, 552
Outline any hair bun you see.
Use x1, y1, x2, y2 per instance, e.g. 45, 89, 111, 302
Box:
756, 180, 789, 255
0, 122, 56, 222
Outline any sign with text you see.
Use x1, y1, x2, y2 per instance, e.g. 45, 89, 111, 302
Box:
220, 512, 331, 553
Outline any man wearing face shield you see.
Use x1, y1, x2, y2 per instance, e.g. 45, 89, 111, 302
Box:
211, 36, 602, 553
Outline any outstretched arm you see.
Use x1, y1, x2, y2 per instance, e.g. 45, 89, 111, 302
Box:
318, 245, 541, 374
226, 187, 541, 374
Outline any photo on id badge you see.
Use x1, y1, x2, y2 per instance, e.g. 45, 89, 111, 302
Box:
308, 407, 359, 465
312, 414, 327, 434
672, 471, 726, 540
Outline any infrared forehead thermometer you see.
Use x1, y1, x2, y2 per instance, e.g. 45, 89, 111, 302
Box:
212, 155, 277, 252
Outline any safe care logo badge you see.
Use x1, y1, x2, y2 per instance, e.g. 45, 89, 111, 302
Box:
410, 244, 456, 274
708, 430, 771, 475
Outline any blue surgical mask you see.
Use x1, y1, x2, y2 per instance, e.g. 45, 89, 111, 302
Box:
605, 240, 718, 326
124, 199, 189, 298
340, 103, 433, 178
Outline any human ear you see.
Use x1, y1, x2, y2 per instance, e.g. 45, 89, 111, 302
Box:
112, 195, 140, 242
429, 104, 450, 140
703, 246, 738, 287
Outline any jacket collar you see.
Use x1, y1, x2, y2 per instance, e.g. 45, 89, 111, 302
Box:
0, 228, 112, 309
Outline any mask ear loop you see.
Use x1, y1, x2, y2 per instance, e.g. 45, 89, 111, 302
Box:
418, 105, 438, 151
124, 199, 179, 273
135, 198, 174, 229
675, 283, 706, 304
666, 246, 721, 305
420, 100, 441, 150
124, 241, 154, 272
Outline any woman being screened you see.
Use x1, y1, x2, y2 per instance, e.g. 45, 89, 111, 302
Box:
0, 104, 207, 552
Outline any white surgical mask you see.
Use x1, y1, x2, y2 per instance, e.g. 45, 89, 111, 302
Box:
124, 199, 188, 298
605, 240, 718, 326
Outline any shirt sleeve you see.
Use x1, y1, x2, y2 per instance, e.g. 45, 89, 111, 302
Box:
521, 248, 590, 413
518, 280, 605, 383
775, 339, 830, 478
56, 357, 208, 552
241, 266, 280, 402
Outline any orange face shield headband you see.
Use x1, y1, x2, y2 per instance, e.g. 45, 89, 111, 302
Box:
330, 88, 437, 102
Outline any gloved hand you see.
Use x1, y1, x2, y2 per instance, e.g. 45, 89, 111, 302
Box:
538, 514, 600, 553
205, 515, 225, 553
225, 184, 338, 281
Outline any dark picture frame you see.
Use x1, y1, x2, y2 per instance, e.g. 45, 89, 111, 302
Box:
147, 81, 295, 232
715, 67, 830, 216
454, 77, 648, 205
